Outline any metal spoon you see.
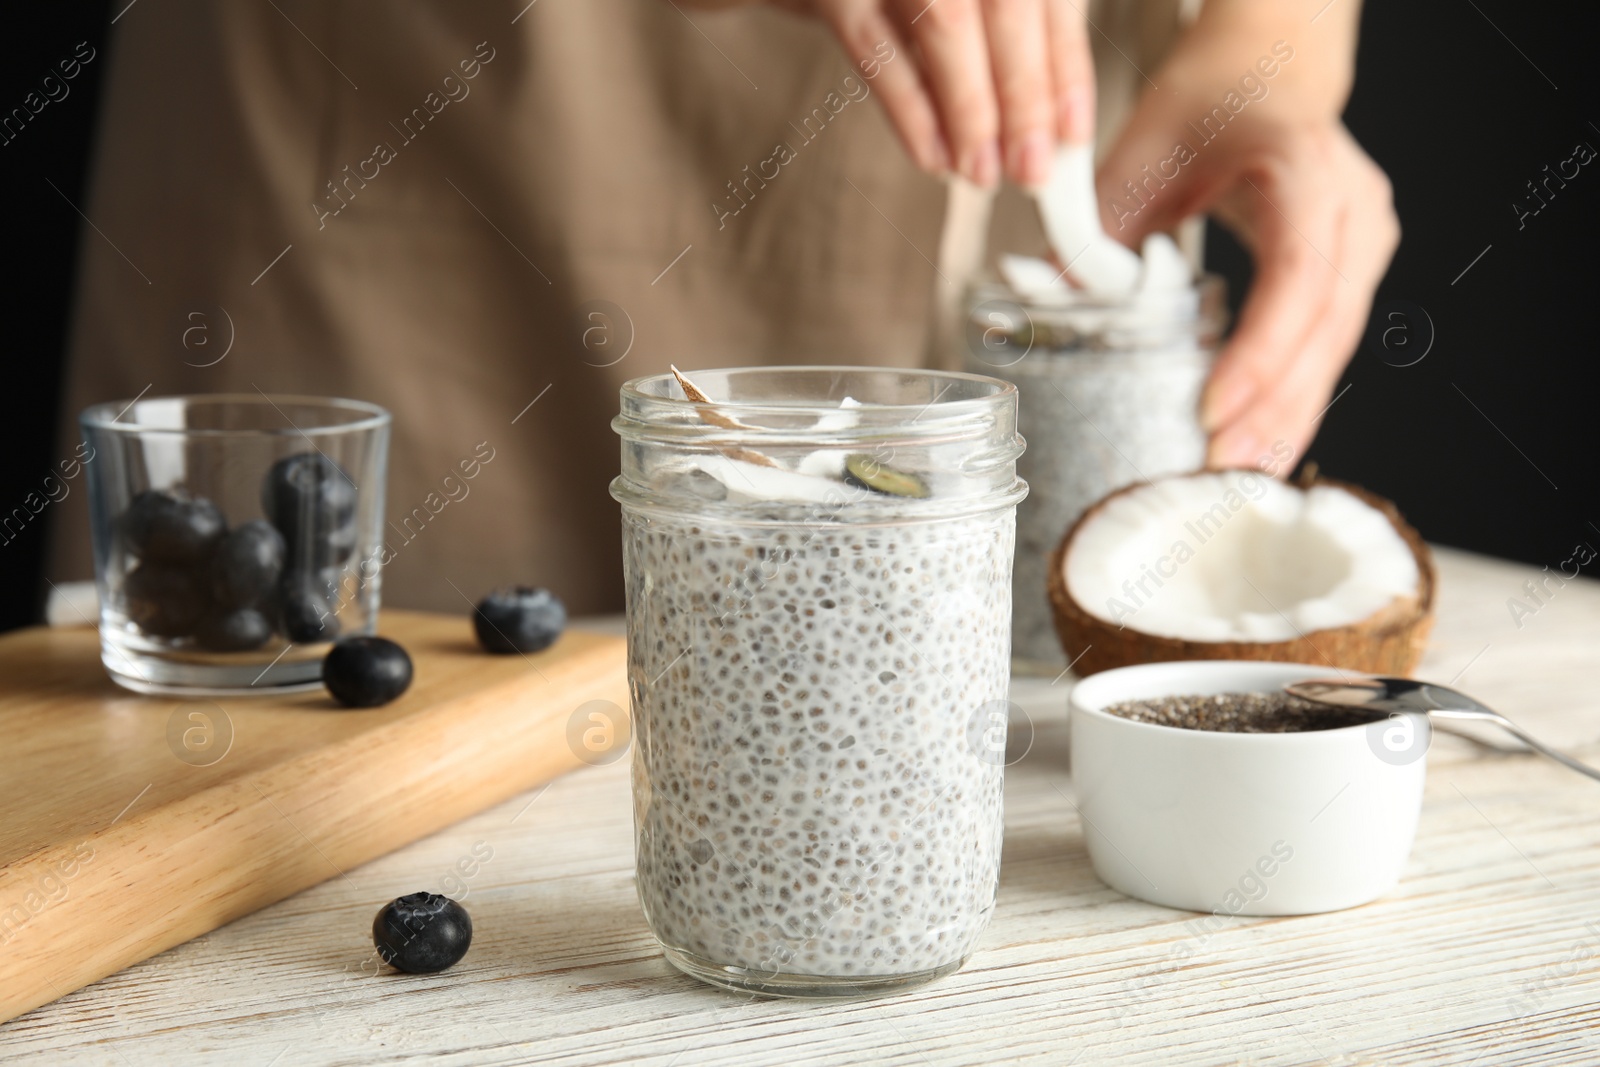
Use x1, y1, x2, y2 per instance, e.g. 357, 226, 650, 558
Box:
1285, 676, 1600, 784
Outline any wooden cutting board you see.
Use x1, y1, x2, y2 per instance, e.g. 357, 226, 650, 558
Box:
0, 611, 628, 1023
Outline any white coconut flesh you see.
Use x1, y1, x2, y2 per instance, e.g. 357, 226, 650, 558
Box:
1018, 143, 1192, 298
1064, 472, 1421, 642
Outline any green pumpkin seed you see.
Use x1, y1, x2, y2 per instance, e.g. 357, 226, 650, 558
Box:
844, 454, 930, 498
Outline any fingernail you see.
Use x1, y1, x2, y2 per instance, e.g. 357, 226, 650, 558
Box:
965, 140, 1000, 188
1202, 374, 1256, 431
1013, 130, 1053, 189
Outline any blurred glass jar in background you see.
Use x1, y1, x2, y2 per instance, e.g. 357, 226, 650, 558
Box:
80, 394, 390, 694
964, 275, 1227, 673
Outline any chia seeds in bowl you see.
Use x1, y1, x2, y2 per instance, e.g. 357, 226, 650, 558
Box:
1104, 690, 1383, 733
1069, 661, 1429, 915
612, 367, 1027, 998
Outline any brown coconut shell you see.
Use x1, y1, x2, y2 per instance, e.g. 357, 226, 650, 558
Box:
1047, 469, 1436, 678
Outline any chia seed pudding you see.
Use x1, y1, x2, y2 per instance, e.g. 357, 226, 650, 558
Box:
612, 367, 1027, 997
965, 278, 1226, 671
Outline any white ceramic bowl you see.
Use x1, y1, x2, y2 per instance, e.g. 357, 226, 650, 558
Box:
1070, 661, 1428, 915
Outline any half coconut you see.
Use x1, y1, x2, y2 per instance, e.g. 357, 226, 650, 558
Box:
1048, 469, 1435, 677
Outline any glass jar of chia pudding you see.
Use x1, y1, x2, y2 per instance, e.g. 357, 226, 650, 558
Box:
611, 366, 1027, 998
964, 276, 1227, 673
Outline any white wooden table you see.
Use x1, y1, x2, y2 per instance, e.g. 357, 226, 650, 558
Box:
4, 547, 1598, 1066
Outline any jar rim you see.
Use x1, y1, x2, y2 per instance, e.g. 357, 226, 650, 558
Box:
613, 366, 1025, 519
966, 272, 1228, 358
80, 393, 392, 437
967, 271, 1227, 317
615, 365, 1019, 448
620, 364, 1016, 409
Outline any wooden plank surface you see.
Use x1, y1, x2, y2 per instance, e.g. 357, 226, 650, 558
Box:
2, 547, 1598, 1065
0, 612, 628, 1025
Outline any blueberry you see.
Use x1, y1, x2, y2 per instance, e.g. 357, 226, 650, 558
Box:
261, 453, 358, 569
280, 570, 342, 643
323, 636, 412, 707
124, 563, 209, 637
195, 607, 274, 652
289, 565, 344, 601
210, 520, 286, 609
473, 587, 566, 654
119, 489, 226, 565
372, 892, 472, 974
321, 522, 359, 565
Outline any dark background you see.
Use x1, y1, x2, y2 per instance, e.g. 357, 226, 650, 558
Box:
1, 1, 1595, 631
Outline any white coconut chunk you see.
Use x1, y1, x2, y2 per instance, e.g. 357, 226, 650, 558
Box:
803, 397, 862, 477
684, 455, 842, 506
1066, 236, 1143, 296
795, 449, 847, 479
1033, 143, 1101, 254
1064, 472, 1420, 642
812, 396, 863, 432
998, 254, 1071, 301
1138, 232, 1191, 291
1032, 142, 1147, 296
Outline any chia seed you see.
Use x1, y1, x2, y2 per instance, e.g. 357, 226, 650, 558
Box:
1104, 691, 1383, 733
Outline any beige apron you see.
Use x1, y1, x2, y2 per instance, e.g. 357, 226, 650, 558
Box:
52, 0, 1186, 614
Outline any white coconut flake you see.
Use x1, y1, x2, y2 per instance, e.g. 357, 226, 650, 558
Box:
1030, 141, 1184, 299
1065, 237, 1144, 296
1033, 144, 1101, 256
664, 455, 839, 506
998, 254, 1071, 301
795, 450, 846, 480
812, 396, 863, 432
796, 397, 866, 479
1064, 472, 1420, 642
1138, 232, 1191, 291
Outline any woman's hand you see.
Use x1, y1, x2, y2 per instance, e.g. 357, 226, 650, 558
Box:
688, 0, 1095, 187
1095, 3, 1397, 469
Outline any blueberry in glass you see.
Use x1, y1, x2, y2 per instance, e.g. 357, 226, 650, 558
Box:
261, 452, 358, 570
124, 563, 209, 637
209, 519, 286, 610
280, 569, 342, 643
119, 488, 226, 565
195, 606, 274, 652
